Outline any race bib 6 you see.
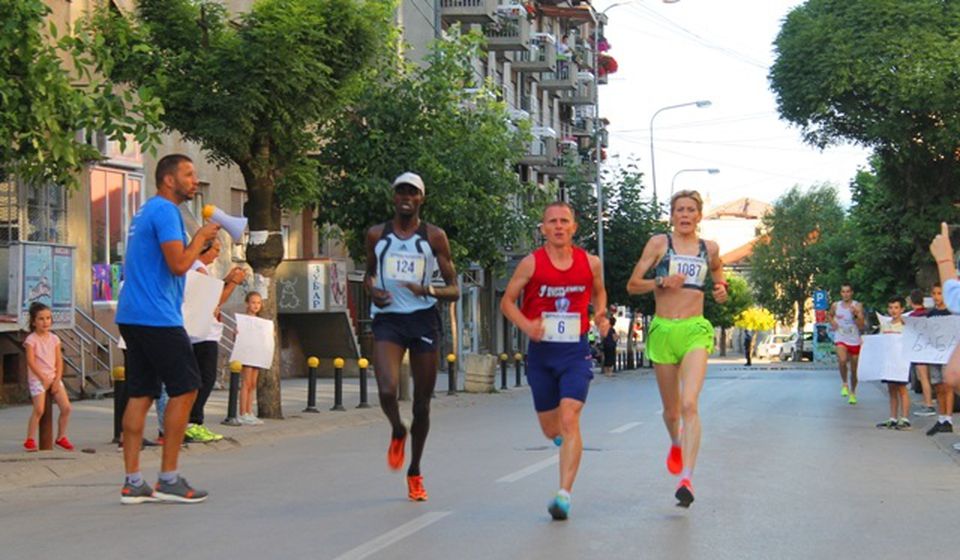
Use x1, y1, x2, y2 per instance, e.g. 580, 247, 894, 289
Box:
541, 312, 580, 343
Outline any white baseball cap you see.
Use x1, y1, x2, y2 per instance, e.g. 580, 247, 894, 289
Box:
392, 172, 425, 195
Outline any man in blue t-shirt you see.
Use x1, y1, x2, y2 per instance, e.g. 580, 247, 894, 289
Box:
117, 154, 220, 505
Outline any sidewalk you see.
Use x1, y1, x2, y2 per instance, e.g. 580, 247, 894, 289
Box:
0, 372, 481, 491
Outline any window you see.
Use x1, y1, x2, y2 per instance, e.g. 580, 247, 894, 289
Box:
0, 179, 19, 246
0, 179, 67, 246
90, 167, 142, 302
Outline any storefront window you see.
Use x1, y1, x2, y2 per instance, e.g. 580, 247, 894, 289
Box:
91, 167, 142, 302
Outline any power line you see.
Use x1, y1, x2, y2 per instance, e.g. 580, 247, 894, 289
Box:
627, 4, 769, 70
609, 111, 778, 133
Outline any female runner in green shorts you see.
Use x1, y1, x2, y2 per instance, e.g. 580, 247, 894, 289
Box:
627, 190, 727, 507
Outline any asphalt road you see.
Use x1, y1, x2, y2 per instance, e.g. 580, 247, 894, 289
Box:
1, 365, 958, 560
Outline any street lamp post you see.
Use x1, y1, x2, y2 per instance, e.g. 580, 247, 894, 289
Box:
670, 168, 720, 198
594, 1, 682, 270
649, 100, 711, 206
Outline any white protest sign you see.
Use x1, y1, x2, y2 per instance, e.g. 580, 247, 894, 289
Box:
902, 315, 960, 364
182, 270, 223, 339
229, 314, 275, 369
857, 334, 910, 382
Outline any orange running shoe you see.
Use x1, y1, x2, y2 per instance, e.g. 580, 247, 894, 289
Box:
666, 445, 683, 475
675, 478, 694, 508
387, 434, 406, 471
407, 475, 428, 501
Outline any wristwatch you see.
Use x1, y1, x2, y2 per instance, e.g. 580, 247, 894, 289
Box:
655, 277, 663, 288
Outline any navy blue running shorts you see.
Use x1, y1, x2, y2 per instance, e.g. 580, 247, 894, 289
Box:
372, 307, 441, 354
526, 335, 594, 412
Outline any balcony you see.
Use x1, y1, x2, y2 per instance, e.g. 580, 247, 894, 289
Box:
512, 33, 557, 74
540, 60, 578, 91
440, 0, 498, 24
484, 6, 531, 52
539, 140, 580, 177
570, 116, 595, 137
560, 73, 596, 105
520, 127, 558, 167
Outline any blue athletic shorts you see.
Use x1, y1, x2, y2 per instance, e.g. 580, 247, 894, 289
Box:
526, 335, 594, 412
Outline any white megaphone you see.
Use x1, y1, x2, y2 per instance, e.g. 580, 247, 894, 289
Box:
202, 204, 248, 241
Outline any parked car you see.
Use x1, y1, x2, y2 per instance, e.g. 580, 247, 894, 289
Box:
756, 333, 792, 360
779, 332, 814, 361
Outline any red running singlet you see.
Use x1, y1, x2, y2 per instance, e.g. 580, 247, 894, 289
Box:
521, 247, 594, 335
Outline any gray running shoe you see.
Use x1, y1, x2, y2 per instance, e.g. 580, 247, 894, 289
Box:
154, 476, 208, 504
913, 406, 937, 417
121, 481, 160, 505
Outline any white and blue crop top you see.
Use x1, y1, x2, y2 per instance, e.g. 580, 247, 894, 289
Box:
655, 234, 709, 291
371, 221, 437, 316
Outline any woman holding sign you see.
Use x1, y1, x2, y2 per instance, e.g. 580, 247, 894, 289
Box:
627, 190, 728, 508
500, 201, 609, 520
364, 172, 459, 503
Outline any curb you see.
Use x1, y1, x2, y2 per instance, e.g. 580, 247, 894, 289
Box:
0, 390, 494, 493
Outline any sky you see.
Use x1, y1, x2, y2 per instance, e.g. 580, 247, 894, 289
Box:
599, 0, 871, 209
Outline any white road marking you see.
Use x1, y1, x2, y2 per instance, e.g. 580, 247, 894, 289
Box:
332, 511, 453, 560
609, 421, 642, 434
496, 455, 559, 483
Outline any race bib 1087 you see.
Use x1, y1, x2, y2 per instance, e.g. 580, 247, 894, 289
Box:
668, 254, 707, 287
384, 253, 425, 283
541, 312, 580, 343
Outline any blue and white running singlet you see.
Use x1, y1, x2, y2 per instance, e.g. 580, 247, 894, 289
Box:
371, 221, 437, 316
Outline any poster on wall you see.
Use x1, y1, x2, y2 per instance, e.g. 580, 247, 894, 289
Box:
6, 242, 75, 329
308, 262, 326, 312
328, 260, 347, 310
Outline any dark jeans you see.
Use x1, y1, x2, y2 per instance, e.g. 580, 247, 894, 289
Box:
744, 338, 753, 365
190, 341, 219, 425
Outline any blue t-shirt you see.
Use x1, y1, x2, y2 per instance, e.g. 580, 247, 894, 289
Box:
115, 197, 188, 327
946, 278, 960, 315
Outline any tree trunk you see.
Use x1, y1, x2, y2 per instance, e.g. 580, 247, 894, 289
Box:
795, 299, 805, 361
241, 158, 286, 419
626, 309, 636, 369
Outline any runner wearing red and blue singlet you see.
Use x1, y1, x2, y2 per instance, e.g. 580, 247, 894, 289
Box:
500, 201, 609, 521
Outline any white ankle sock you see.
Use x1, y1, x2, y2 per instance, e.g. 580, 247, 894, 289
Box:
557, 489, 571, 500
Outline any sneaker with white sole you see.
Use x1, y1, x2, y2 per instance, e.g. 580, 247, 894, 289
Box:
121, 481, 160, 505
154, 476, 208, 504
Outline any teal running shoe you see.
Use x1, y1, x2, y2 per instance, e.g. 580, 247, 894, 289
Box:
548, 493, 570, 520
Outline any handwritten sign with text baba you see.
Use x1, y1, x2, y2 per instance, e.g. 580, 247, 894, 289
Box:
902, 316, 960, 364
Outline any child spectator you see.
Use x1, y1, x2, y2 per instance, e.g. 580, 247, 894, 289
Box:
924, 284, 955, 436
23, 302, 73, 451
876, 296, 910, 430
239, 291, 265, 425
907, 289, 936, 417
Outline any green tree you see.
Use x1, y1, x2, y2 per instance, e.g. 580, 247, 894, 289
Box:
315, 31, 538, 269
751, 185, 845, 357
82, 0, 394, 417
770, 0, 960, 280
565, 158, 665, 367
0, 0, 159, 187
704, 272, 752, 356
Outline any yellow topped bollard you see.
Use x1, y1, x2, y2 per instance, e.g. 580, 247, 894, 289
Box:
304, 356, 320, 413
514, 352, 524, 388
499, 353, 509, 390
331, 357, 346, 411
223, 360, 243, 426
446, 353, 458, 395
357, 357, 371, 408
112, 366, 127, 443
